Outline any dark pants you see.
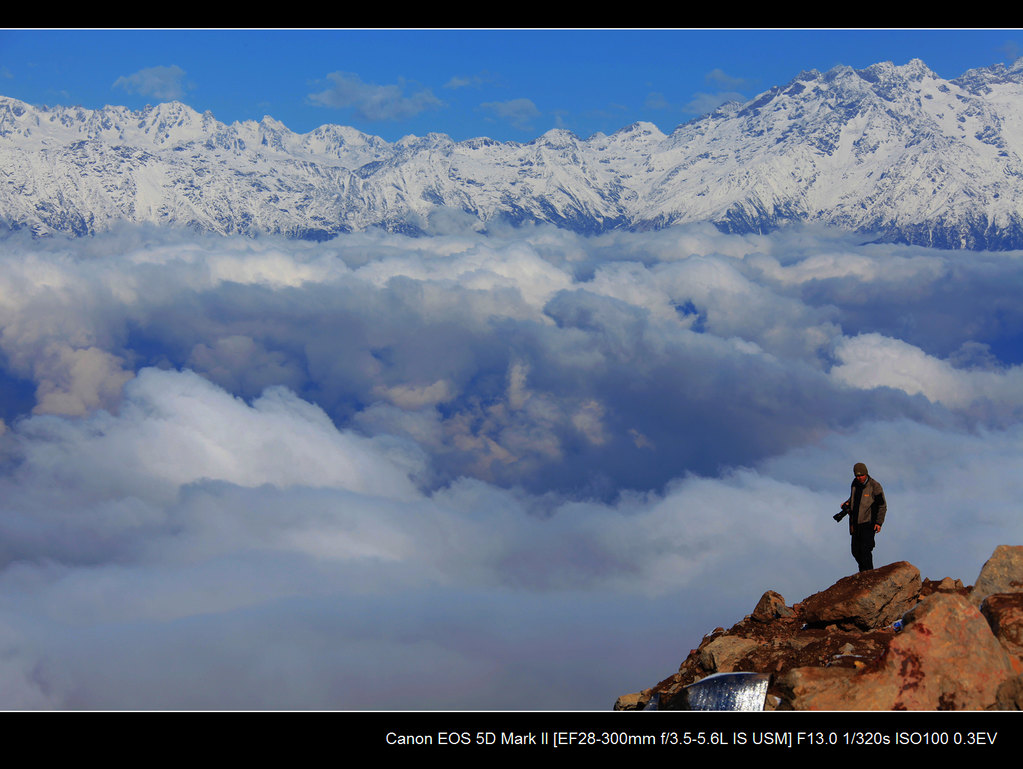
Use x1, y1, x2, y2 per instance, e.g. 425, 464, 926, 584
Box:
851, 523, 876, 572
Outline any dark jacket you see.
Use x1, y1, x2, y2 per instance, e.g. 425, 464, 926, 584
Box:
844, 476, 886, 528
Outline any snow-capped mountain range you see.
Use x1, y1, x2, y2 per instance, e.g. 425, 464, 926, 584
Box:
4, 57, 1023, 249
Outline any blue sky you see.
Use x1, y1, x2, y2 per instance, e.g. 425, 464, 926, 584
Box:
2, 29, 1021, 142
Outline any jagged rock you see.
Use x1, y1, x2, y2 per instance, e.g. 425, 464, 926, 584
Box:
778, 592, 1015, 710
980, 593, 1023, 661
921, 576, 967, 597
873, 592, 1015, 709
613, 690, 650, 711
651, 608, 894, 709
752, 590, 793, 621
619, 548, 1023, 711
971, 545, 1023, 606
801, 561, 921, 630
775, 666, 859, 709
699, 636, 762, 672
995, 674, 1023, 710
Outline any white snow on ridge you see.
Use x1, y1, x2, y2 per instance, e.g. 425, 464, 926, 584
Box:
2, 58, 1023, 247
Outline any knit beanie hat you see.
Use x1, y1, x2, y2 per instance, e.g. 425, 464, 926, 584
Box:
853, 462, 868, 476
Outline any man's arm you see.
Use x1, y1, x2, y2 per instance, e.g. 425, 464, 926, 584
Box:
874, 481, 886, 530
834, 498, 850, 522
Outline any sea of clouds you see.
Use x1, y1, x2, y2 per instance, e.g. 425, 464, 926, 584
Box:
0, 217, 1020, 709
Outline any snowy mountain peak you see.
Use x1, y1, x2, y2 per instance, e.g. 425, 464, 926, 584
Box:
955, 56, 1023, 93
613, 121, 665, 139
862, 57, 936, 81
257, 115, 288, 130
2, 57, 1023, 248
533, 127, 581, 148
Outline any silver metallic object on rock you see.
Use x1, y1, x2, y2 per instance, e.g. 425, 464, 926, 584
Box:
680, 672, 770, 711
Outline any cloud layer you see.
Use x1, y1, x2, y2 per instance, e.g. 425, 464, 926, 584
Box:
0, 220, 1020, 709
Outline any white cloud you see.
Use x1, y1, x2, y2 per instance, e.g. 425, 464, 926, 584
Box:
479, 98, 542, 131
0, 223, 1019, 708
831, 332, 1023, 414
308, 72, 443, 121
444, 71, 496, 90
678, 68, 755, 116
31, 343, 134, 416
684, 90, 747, 115
112, 65, 190, 101
705, 68, 754, 91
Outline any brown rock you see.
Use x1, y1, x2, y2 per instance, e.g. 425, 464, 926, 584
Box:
921, 576, 967, 597
699, 636, 761, 672
885, 593, 1015, 709
613, 690, 651, 711
971, 545, 1023, 606
980, 593, 1023, 660
652, 609, 896, 709
995, 674, 1023, 710
775, 666, 860, 710
801, 561, 920, 630
623, 552, 1023, 711
752, 590, 793, 621
779, 592, 1016, 710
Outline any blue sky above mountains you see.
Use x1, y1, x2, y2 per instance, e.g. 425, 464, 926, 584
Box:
2, 29, 1021, 141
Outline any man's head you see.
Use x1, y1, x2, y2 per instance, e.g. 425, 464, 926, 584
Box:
853, 462, 868, 483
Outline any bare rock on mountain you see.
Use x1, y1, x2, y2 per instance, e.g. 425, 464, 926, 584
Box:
800, 561, 920, 630
752, 590, 794, 621
779, 592, 1016, 710
617, 547, 1023, 711
971, 545, 1023, 606
699, 636, 762, 672
921, 576, 968, 597
980, 592, 1023, 662
996, 674, 1023, 710
870, 592, 1011, 709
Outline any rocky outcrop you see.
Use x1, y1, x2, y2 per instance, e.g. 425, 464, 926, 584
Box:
615, 547, 1023, 711
800, 561, 920, 630
778, 592, 1016, 710
981, 593, 1023, 658
971, 545, 1023, 605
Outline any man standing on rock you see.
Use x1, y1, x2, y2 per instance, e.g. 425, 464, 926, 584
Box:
835, 462, 886, 572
